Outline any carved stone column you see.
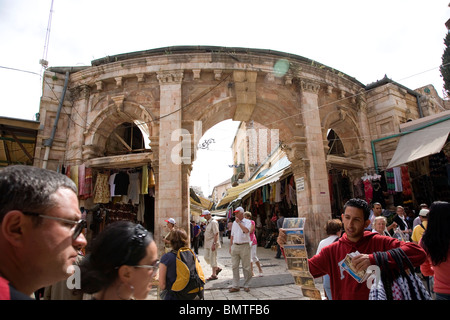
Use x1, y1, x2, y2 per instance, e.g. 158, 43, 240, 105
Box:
155, 70, 186, 255
356, 90, 373, 169
67, 84, 91, 165
297, 79, 332, 256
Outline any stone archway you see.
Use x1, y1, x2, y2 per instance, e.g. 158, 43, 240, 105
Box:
82, 101, 156, 159
40, 46, 371, 255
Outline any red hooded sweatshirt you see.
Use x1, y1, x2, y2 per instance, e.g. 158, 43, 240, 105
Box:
308, 231, 427, 300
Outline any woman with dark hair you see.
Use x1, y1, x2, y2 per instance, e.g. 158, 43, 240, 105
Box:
80, 221, 158, 300
420, 201, 450, 300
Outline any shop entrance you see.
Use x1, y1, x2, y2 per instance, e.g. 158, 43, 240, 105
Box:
79, 120, 156, 244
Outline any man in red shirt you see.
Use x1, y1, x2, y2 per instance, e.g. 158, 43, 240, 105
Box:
278, 198, 427, 300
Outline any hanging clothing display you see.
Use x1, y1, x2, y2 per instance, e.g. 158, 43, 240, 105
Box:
137, 194, 145, 222
363, 179, 373, 204
94, 173, 111, 204
128, 172, 140, 205
353, 178, 365, 199
371, 179, 385, 207
385, 169, 395, 195
81, 167, 93, 200
70, 165, 79, 191
114, 171, 130, 196
109, 172, 117, 197
78, 164, 86, 198
149, 168, 156, 188
78, 165, 93, 200
393, 167, 403, 192
141, 165, 148, 194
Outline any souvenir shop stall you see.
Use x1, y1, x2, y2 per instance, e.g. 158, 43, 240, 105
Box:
407, 150, 450, 207
329, 167, 410, 218
380, 113, 450, 214
59, 163, 156, 247
328, 146, 450, 220
328, 165, 397, 218
227, 172, 297, 248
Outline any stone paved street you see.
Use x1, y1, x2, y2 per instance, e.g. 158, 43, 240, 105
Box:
148, 235, 324, 300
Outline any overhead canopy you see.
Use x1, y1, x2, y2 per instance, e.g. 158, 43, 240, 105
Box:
216, 156, 292, 208
216, 177, 265, 208
0, 117, 39, 167
238, 168, 287, 200
387, 117, 450, 169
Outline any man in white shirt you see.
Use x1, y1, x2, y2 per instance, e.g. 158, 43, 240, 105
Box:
229, 206, 253, 292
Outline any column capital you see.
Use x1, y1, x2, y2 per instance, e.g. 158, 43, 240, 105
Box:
299, 79, 320, 94
69, 84, 91, 101
156, 70, 184, 84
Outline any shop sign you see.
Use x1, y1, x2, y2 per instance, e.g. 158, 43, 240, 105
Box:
296, 177, 305, 191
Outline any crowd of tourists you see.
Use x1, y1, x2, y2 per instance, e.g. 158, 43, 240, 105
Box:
1, 165, 449, 301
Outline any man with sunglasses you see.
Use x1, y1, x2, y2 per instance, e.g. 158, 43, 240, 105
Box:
0, 165, 87, 300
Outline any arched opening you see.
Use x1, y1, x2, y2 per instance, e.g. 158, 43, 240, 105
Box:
190, 118, 296, 250
105, 121, 150, 156
190, 119, 239, 202
327, 128, 353, 217
327, 129, 345, 156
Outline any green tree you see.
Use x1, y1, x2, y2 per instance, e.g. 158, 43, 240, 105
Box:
440, 31, 450, 98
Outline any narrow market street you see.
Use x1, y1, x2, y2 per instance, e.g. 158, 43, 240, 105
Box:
147, 235, 325, 300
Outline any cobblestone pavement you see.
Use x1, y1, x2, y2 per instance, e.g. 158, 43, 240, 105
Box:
148, 235, 324, 300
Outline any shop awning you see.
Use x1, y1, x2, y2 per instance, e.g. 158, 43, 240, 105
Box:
0, 117, 39, 167
216, 177, 265, 208
238, 167, 287, 200
216, 156, 291, 208
212, 209, 228, 219
387, 117, 450, 169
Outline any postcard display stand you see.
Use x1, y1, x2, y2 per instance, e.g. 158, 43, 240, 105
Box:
282, 217, 322, 300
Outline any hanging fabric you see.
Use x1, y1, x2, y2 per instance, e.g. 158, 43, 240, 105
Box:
94, 172, 111, 204
363, 179, 373, 203
385, 169, 396, 195
141, 165, 149, 194
109, 172, 117, 197
393, 167, 403, 192
70, 165, 79, 191
114, 171, 129, 196
128, 171, 140, 205
149, 168, 155, 188
137, 194, 145, 222
370, 248, 431, 300
78, 164, 85, 197
82, 167, 93, 200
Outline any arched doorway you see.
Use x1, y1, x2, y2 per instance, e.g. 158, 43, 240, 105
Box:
38, 46, 371, 255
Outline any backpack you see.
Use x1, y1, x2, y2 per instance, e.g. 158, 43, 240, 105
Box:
170, 247, 205, 300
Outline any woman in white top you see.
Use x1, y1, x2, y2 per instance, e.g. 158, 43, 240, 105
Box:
372, 216, 391, 237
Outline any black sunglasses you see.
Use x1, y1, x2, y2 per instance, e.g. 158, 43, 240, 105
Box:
22, 211, 87, 240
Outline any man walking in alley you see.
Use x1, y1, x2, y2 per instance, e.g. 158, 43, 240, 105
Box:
202, 210, 222, 281
229, 206, 253, 292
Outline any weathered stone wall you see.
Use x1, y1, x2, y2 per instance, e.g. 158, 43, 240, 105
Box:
35, 46, 446, 255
